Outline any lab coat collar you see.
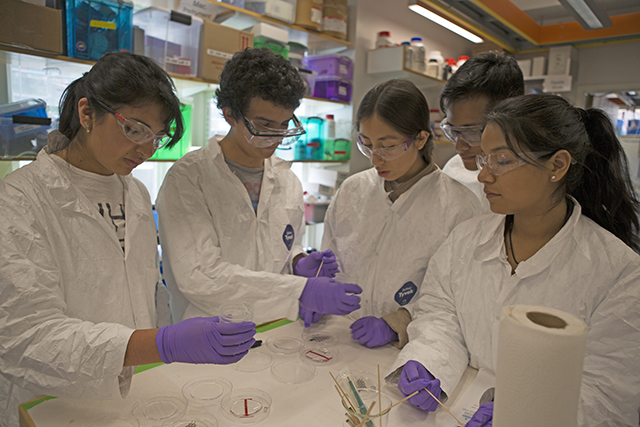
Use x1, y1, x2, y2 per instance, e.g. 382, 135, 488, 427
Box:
373, 165, 442, 211
205, 136, 292, 177
473, 197, 587, 278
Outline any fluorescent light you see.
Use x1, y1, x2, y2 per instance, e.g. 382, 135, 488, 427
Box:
558, 0, 612, 30
409, 4, 484, 44
565, 0, 604, 28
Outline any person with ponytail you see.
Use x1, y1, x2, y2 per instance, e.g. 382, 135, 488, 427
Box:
0, 52, 255, 427
388, 94, 640, 426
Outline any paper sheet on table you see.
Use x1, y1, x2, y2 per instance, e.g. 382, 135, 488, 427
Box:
438, 369, 496, 427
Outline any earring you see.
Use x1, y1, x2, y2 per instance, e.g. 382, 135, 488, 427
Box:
85, 123, 91, 133
551, 175, 556, 181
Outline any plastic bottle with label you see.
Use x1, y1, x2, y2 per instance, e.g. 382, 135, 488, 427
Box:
457, 55, 469, 68
323, 114, 336, 160
410, 37, 426, 73
401, 41, 413, 70
427, 50, 444, 79
375, 31, 393, 49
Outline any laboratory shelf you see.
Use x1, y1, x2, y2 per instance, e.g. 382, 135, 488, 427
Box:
367, 45, 446, 91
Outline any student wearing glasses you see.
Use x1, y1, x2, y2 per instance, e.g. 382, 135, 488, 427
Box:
156, 48, 361, 326
322, 79, 480, 349
391, 94, 640, 427
0, 52, 256, 427
440, 51, 524, 212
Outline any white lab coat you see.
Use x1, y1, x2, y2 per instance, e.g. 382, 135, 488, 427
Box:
442, 154, 492, 213
156, 138, 308, 324
390, 201, 640, 426
322, 167, 481, 318
0, 149, 158, 427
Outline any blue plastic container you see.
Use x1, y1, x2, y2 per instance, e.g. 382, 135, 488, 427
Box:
0, 99, 51, 158
65, 0, 133, 60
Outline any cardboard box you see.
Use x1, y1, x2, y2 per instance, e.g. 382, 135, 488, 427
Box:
532, 56, 546, 76
198, 20, 253, 81
0, 0, 63, 53
516, 59, 531, 77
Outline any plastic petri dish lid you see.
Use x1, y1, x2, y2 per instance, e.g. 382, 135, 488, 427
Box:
345, 370, 378, 392
182, 376, 232, 407
265, 336, 302, 355
220, 388, 272, 425
271, 359, 316, 384
234, 348, 272, 372
301, 328, 339, 347
132, 394, 187, 424
84, 417, 137, 427
161, 414, 218, 427
299, 345, 340, 365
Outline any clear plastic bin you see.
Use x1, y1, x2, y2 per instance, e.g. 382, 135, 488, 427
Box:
133, 7, 203, 77
288, 42, 307, 68
305, 54, 353, 80
324, 138, 350, 161
254, 36, 289, 59
244, 0, 296, 23
65, 0, 133, 60
313, 76, 352, 102
0, 99, 51, 159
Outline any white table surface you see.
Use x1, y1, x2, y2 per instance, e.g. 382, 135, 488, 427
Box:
25, 315, 477, 426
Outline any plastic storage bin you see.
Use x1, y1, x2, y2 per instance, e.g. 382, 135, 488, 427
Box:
313, 76, 352, 102
297, 68, 317, 97
220, 0, 245, 7
244, 0, 296, 23
288, 42, 308, 68
326, 138, 350, 161
254, 36, 289, 59
133, 7, 203, 77
149, 103, 192, 161
0, 99, 51, 159
65, 0, 133, 60
304, 54, 353, 80
295, 116, 324, 160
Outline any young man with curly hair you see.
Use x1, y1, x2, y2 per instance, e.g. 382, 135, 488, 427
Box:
156, 48, 361, 326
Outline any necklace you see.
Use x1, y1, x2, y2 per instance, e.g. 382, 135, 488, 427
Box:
507, 216, 519, 265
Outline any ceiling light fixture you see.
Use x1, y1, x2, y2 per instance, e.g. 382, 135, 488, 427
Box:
409, 2, 484, 44
557, 0, 612, 30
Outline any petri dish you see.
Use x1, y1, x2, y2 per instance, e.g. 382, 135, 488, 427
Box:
343, 370, 378, 392
234, 348, 272, 372
302, 327, 339, 347
132, 394, 187, 425
162, 414, 218, 427
84, 417, 137, 427
220, 388, 272, 425
271, 359, 316, 384
218, 302, 254, 323
182, 377, 232, 407
299, 345, 340, 365
265, 336, 302, 355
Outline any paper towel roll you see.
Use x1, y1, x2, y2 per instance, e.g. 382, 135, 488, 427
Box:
493, 305, 588, 427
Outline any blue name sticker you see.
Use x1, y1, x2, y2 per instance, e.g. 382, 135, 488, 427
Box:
282, 224, 295, 251
394, 281, 418, 306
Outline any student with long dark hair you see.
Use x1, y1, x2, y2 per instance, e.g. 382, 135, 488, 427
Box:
392, 94, 640, 426
0, 52, 255, 427
322, 79, 480, 348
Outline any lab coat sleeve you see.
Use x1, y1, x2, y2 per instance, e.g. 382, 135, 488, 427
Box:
386, 234, 470, 396
156, 166, 307, 324
577, 265, 640, 427
0, 190, 134, 400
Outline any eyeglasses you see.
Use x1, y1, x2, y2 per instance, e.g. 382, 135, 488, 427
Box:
92, 98, 170, 150
356, 135, 415, 162
476, 151, 553, 176
241, 114, 305, 148
440, 117, 484, 147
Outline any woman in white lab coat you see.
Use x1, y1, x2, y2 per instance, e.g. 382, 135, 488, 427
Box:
322, 79, 480, 348
0, 52, 255, 427
393, 94, 640, 426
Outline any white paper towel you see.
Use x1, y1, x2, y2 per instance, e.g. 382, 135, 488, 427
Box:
493, 305, 588, 427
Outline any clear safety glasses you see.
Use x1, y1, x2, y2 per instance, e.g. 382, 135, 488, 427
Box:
93, 99, 171, 150
476, 151, 553, 176
356, 135, 415, 162
241, 114, 306, 148
440, 117, 484, 147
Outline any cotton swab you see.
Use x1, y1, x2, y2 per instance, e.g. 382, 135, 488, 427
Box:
352, 401, 377, 427
422, 386, 466, 426
315, 236, 334, 277
377, 365, 382, 427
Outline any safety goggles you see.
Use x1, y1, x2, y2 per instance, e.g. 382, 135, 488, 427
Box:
241, 114, 306, 148
476, 151, 553, 176
356, 135, 415, 162
440, 117, 484, 147
93, 98, 170, 150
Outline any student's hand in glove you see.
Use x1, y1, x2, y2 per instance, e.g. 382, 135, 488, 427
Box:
398, 360, 442, 412
299, 277, 361, 315
293, 249, 339, 278
350, 316, 398, 347
299, 305, 324, 327
466, 402, 493, 427
156, 317, 255, 364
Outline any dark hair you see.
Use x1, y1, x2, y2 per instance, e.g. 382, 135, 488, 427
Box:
58, 51, 184, 148
356, 79, 433, 162
487, 94, 640, 251
215, 48, 306, 120
440, 51, 524, 113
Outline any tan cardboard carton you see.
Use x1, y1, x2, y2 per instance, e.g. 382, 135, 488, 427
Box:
0, 0, 63, 54
198, 20, 253, 81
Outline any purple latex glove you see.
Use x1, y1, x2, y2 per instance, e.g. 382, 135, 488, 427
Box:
299, 304, 324, 328
350, 316, 398, 347
466, 402, 493, 427
293, 249, 339, 278
398, 360, 442, 412
156, 316, 256, 364
299, 277, 362, 315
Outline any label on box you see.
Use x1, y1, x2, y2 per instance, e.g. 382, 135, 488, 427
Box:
207, 49, 233, 59
13, 124, 40, 135
543, 75, 572, 93
311, 7, 322, 24
178, 0, 219, 22
90, 20, 116, 30
339, 64, 347, 75
339, 86, 347, 96
322, 17, 347, 34
166, 57, 192, 66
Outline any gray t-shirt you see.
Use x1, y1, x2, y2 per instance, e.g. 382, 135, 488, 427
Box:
225, 157, 265, 212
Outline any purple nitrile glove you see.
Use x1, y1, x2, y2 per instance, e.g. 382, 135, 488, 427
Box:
156, 316, 256, 364
299, 277, 362, 316
293, 249, 340, 278
299, 304, 324, 328
350, 316, 398, 347
398, 360, 442, 412
466, 402, 493, 427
